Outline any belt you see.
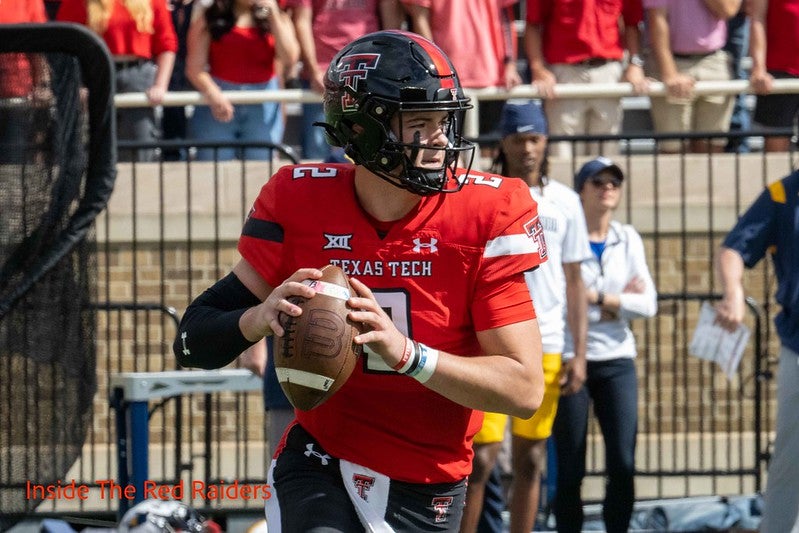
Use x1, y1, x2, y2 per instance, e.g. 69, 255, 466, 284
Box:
114, 58, 148, 71
673, 51, 716, 60
572, 57, 612, 67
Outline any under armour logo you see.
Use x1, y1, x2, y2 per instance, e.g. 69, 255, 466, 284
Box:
323, 233, 353, 251
181, 331, 190, 356
413, 237, 438, 253
352, 474, 375, 501
304, 443, 330, 465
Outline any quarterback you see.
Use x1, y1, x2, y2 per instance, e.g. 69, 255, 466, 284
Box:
175, 30, 546, 532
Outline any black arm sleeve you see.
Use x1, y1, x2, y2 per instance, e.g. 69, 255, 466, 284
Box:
173, 273, 264, 369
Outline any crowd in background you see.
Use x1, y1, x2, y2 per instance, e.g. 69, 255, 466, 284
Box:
1, 2, 798, 532
2, 0, 797, 162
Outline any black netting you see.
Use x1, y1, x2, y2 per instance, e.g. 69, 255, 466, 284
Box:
0, 24, 116, 530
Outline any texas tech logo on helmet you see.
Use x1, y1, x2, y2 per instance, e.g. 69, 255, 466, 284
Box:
336, 54, 380, 111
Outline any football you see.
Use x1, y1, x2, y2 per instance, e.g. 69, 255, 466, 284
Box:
273, 265, 362, 411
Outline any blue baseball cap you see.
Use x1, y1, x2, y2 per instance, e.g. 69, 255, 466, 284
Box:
499, 99, 548, 137
574, 156, 624, 191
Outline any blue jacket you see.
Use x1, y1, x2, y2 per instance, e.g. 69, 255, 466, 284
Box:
723, 170, 799, 353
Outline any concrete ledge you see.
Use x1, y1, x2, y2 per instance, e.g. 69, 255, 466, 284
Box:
97, 153, 797, 242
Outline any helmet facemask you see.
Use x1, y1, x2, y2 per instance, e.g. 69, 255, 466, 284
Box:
363, 98, 475, 196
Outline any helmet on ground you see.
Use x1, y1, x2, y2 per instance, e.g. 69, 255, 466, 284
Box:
319, 30, 475, 195
118, 499, 219, 533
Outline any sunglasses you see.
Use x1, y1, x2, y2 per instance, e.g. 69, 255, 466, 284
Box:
588, 174, 623, 188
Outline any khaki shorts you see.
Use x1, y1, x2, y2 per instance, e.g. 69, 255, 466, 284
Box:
546, 61, 624, 159
646, 49, 735, 151
474, 352, 562, 443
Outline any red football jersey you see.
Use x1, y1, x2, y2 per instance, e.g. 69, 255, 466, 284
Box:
238, 164, 546, 483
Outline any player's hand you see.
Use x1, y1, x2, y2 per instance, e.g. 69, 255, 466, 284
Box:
347, 277, 407, 369
256, 268, 324, 338
560, 356, 586, 395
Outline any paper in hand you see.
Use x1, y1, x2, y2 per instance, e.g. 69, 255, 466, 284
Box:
689, 301, 750, 380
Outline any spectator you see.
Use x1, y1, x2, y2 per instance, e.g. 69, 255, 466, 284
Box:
185, 0, 299, 161
723, 7, 751, 153
284, 0, 402, 161
235, 338, 294, 459
0, 0, 51, 164
461, 100, 591, 533
401, 0, 522, 138
524, 0, 648, 159
174, 30, 546, 530
643, 0, 741, 153
715, 169, 799, 533
161, 0, 195, 161
747, 0, 799, 153
553, 157, 657, 533
57, 0, 178, 162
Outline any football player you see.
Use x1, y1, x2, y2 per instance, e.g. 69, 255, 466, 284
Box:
175, 30, 546, 531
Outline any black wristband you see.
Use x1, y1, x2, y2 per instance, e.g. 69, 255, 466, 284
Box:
597, 291, 605, 306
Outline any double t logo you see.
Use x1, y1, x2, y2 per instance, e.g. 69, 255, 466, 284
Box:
336, 54, 380, 111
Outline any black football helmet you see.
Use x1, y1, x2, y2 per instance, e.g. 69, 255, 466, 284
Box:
318, 30, 475, 195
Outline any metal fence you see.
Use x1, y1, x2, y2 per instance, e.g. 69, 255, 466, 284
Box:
11, 131, 794, 525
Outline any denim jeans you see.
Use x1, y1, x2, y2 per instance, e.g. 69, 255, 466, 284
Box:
723, 11, 751, 153
298, 79, 333, 161
477, 465, 505, 533
552, 358, 638, 533
189, 75, 284, 161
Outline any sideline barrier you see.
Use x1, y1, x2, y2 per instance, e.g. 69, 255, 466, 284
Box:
110, 369, 263, 517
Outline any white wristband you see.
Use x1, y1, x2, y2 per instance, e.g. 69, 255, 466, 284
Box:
410, 342, 439, 383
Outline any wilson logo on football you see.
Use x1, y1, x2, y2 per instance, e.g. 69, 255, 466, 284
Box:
336, 53, 380, 111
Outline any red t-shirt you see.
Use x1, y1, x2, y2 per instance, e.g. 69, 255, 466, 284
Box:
282, 0, 381, 73
526, 0, 643, 64
56, 0, 177, 59
0, 0, 48, 97
766, 0, 799, 76
208, 26, 276, 84
238, 164, 545, 483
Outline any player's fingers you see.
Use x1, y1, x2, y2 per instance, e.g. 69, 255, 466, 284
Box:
348, 277, 375, 299
347, 297, 382, 316
286, 268, 324, 283
348, 309, 386, 331
269, 317, 284, 337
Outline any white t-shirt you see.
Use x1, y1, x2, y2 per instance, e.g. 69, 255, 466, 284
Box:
525, 179, 592, 353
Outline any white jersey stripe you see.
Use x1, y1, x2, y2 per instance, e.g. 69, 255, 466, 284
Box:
483, 234, 539, 258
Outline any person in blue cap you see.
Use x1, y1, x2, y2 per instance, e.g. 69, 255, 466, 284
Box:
461, 100, 592, 533
551, 156, 657, 533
